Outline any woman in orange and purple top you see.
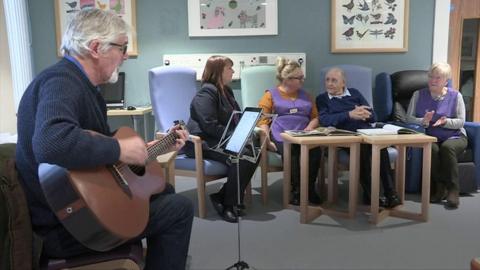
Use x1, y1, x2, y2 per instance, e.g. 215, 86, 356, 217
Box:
257, 57, 322, 205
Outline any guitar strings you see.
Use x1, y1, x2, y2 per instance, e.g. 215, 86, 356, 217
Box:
116, 132, 179, 174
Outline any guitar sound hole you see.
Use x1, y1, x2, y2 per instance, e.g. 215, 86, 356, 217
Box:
129, 165, 146, 176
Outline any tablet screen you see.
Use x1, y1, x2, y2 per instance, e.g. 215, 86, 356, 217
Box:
224, 107, 262, 155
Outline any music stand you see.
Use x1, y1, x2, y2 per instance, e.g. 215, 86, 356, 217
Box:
215, 107, 276, 270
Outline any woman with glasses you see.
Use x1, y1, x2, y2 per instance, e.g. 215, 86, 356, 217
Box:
257, 57, 322, 205
406, 62, 467, 209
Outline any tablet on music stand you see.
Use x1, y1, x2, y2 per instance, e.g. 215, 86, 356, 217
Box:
223, 107, 263, 157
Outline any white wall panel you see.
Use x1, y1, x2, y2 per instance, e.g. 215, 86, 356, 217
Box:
163, 53, 306, 80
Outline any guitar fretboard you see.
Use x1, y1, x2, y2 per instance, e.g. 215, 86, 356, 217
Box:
147, 131, 178, 162
127, 130, 179, 175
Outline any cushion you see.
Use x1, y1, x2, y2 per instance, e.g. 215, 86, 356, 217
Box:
0, 143, 34, 270
393, 102, 407, 123
391, 70, 429, 110
267, 151, 283, 168
174, 154, 228, 176
43, 242, 143, 270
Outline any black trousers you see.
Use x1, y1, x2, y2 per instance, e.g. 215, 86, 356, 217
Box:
359, 144, 395, 198
184, 140, 260, 207
274, 140, 322, 190
202, 148, 260, 206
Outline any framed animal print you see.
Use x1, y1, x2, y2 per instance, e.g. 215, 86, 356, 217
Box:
54, 0, 137, 57
188, 0, 278, 37
331, 0, 409, 53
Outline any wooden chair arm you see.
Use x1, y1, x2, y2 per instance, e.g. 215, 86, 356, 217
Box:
157, 131, 203, 156
188, 134, 202, 143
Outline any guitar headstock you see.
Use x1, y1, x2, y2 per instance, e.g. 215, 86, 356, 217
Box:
173, 120, 187, 132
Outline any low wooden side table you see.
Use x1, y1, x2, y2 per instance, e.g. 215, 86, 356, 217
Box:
361, 134, 437, 224
281, 133, 362, 224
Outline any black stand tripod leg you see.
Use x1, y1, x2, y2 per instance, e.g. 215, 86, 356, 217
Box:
226, 261, 250, 270
225, 156, 256, 270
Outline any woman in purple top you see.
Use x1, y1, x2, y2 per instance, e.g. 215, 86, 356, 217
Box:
258, 58, 322, 205
406, 63, 467, 209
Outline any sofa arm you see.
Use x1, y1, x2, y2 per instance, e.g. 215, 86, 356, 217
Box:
373, 72, 394, 122
464, 121, 480, 188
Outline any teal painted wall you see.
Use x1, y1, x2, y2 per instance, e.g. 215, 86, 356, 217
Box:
28, 0, 435, 107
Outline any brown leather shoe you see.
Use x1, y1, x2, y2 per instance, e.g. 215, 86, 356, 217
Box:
445, 190, 459, 209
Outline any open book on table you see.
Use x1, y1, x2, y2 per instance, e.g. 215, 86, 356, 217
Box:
285, 127, 357, 137
357, 124, 418, 136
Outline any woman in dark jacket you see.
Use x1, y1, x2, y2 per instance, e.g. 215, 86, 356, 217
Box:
186, 55, 259, 223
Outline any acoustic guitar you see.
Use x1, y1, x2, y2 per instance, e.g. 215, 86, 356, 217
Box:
38, 123, 183, 251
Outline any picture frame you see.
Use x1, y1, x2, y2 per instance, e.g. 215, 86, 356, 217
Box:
188, 0, 278, 37
331, 0, 409, 53
54, 0, 138, 57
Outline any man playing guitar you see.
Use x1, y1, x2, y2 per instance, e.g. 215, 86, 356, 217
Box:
16, 9, 192, 270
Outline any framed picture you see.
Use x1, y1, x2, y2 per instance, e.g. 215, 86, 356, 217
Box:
331, 0, 409, 53
54, 0, 138, 57
188, 0, 278, 37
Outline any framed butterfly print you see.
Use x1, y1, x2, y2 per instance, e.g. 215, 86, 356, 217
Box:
331, 0, 409, 53
54, 0, 138, 57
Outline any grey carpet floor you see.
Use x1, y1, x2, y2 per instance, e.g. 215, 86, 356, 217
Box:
174, 171, 480, 270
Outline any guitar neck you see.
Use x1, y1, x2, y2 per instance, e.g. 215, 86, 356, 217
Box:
146, 132, 178, 163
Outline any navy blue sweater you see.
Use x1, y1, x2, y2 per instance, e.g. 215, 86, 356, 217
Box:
315, 88, 376, 131
16, 58, 121, 234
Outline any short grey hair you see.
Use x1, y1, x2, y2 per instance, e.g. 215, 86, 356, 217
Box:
428, 62, 452, 79
326, 67, 346, 83
61, 8, 129, 57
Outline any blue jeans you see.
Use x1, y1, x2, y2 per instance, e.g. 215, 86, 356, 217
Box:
41, 184, 194, 270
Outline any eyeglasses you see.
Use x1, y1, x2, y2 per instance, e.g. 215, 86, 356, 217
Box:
428, 75, 445, 81
288, 76, 305, 81
109, 42, 128, 55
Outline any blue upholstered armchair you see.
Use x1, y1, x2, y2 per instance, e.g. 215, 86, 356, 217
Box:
374, 70, 480, 193
149, 66, 229, 218
319, 64, 374, 102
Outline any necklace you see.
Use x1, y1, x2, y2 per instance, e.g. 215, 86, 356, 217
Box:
431, 87, 447, 101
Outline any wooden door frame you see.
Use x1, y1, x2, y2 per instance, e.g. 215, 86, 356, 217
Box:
448, 0, 480, 121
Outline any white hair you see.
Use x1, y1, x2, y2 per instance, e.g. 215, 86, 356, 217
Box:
60, 8, 129, 57
326, 67, 346, 83
428, 62, 452, 79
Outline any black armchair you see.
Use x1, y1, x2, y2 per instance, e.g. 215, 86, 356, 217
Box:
374, 70, 479, 194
